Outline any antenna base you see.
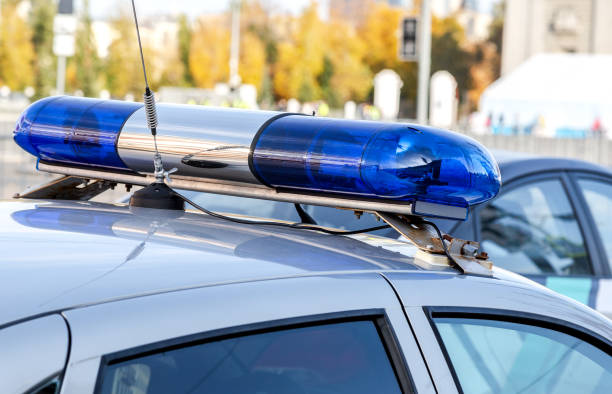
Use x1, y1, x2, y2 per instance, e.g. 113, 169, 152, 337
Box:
129, 182, 184, 211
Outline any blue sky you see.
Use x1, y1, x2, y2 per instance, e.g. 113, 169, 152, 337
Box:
90, 0, 500, 19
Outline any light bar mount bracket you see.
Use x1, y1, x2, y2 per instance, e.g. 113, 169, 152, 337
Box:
375, 212, 493, 276
29, 162, 468, 220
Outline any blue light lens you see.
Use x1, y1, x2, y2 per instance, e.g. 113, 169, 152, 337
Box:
13, 96, 142, 170
252, 116, 501, 208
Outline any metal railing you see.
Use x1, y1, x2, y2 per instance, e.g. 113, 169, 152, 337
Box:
465, 132, 612, 168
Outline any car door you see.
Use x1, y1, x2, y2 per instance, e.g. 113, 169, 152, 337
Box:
58, 274, 434, 393
567, 171, 612, 317
384, 271, 612, 394
427, 307, 612, 393
469, 172, 604, 309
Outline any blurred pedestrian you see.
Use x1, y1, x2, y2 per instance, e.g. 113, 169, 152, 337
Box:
592, 116, 604, 138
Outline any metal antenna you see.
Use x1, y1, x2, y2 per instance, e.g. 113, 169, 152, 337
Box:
128, 0, 182, 211
131, 0, 171, 183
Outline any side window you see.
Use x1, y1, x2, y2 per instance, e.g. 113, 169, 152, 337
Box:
479, 179, 590, 275
578, 179, 612, 264
30, 377, 61, 394
99, 320, 405, 394
434, 317, 612, 394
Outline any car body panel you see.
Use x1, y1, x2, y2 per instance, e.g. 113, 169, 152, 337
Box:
1, 197, 610, 394
60, 274, 435, 394
384, 271, 612, 339
0, 314, 68, 393
0, 199, 447, 328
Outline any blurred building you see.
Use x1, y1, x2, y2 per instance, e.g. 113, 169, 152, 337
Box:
139, 15, 179, 52
329, 0, 490, 41
431, 0, 464, 16
480, 53, 612, 138
92, 21, 115, 58
455, 6, 492, 42
329, 0, 412, 26
430, 0, 493, 42
329, 0, 374, 25
502, 0, 612, 75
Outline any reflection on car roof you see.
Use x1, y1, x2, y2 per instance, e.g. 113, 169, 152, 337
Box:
0, 200, 455, 327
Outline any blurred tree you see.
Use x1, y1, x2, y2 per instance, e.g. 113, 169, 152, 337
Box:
317, 55, 336, 105
242, 1, 276, 102
274, 3, 325, 100
189, 16, 230, 88
239, 31, 265, 92
358, 2, 418, 114
326, 20, 372, 104
68, 0, 100, 96
487, 0, 504, 79
157, 52, 185, 88
189, 7, 267, 93
359, 3, 419, 115
0, 0, 35, 91
358, 3, 402, 72
467, 42, 497, 110
431, 16, 473, 105
29, 0, 56, 99
105, 11, 154, 98
177, 14, 193, 85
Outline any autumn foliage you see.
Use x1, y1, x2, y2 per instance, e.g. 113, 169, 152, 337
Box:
2, 0, 488, 113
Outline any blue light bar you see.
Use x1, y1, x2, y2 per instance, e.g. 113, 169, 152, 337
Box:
13, 96, 141, 170
251, 116, 501, 208
14, 96, 501, 219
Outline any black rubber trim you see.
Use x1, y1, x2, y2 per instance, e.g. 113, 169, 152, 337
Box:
94, 309, 414, 394
56, 312, 73, 394
379, 273, 438, 391
423, 306, 612, 394
376, 314, 416, 394
247, 112, 306, 187
23, 372, 62, 394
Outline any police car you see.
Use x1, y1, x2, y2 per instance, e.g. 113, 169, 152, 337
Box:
3, 96, 612, 394
134, 151, 612, 317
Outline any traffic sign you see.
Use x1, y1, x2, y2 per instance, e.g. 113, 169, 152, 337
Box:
399, 17, 418, 61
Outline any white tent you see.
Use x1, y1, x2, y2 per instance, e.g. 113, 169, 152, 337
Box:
479, 54, 612, 138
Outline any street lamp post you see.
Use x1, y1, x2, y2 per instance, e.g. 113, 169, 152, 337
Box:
53, 0, 76, 95
416, 0, 431, 124
229, 0, 242, 91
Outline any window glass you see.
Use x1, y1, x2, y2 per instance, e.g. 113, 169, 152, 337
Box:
100, 320, 403, 394
435, 318, 612, 394
578, 179, 612, 264
32, 378, 60, 394
180, 190, 395, 236
480, 179, 590, 275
